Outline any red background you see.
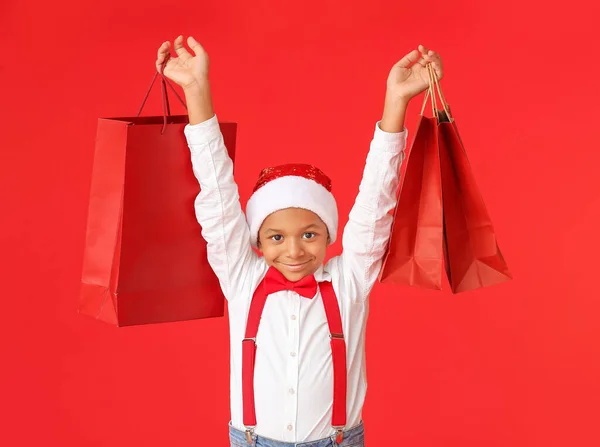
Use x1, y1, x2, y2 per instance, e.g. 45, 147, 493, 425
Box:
1, 0, 599, 445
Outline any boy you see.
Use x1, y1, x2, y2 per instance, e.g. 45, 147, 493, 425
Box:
156, 35, 443, 447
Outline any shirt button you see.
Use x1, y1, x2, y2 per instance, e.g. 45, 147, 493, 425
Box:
291, 315, 297, 320
287, 424, 293, 431
289, 388, 295, 394
290, 351, 296, 357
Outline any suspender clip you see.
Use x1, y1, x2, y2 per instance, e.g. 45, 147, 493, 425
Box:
244, 427, 255, 445
333, 426, 345, 444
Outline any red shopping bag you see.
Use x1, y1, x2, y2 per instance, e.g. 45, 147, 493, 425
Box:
79, 71, 237, 326
379, 85, 444, 289
430, 68, 512, 293
380, 65, 511, 293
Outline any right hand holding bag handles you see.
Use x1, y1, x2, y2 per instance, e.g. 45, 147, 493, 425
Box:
379, 64, 511, 293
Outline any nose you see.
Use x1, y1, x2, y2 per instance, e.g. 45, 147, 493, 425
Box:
286, 238, 305, 259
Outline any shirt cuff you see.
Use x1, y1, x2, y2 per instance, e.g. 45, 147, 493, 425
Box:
184, 113, 221, 146
373, 120, 407, 143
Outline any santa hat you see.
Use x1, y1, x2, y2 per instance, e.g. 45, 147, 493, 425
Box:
245, 163, 338, 248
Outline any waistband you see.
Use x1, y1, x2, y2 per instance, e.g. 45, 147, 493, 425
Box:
229, 421, 364, 447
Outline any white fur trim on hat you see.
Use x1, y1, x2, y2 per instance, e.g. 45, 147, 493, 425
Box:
245, 175, 338, 248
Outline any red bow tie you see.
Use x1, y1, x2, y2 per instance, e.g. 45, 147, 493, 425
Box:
264, 266, 318, 299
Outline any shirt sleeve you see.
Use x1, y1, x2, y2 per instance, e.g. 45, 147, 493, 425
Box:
184, 114, 259, 301
339, 120, 407, 302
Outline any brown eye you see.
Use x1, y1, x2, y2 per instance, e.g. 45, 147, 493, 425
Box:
303, 232, 316, 239
270, 234, 283, 242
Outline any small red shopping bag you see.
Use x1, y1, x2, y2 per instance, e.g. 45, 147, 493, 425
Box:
429, 67, 512, 293
379, 83, 444, 289
79, 71, 237, 326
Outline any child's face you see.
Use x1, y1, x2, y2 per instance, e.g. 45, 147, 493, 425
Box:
257, 207, 329, 282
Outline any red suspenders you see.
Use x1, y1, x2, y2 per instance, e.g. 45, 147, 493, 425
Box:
241, 274, 347, 444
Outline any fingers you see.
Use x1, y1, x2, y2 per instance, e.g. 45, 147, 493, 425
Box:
156, 40, 171, 72
396, 46, 438, 69
187, 36, 205, 57
427, 52, 443, 80
419, 44, 444, 79
173, 35, 192, 61
414, 44, 428, 67
156, 35, 206, 74
395, 49, 421, 69
415, 55, 428, 67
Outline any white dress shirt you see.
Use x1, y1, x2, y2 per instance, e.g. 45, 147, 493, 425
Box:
184, 115, 407, 442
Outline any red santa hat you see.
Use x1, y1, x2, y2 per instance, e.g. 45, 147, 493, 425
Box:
245, 163, 338, 248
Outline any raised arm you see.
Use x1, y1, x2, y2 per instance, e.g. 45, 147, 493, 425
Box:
157, 36, 258, 299
339, 45, 444, 302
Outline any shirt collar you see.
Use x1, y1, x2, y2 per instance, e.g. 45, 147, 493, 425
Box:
313, 264, 331, 283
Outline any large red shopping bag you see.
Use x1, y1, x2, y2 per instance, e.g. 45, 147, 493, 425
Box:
430, 67, 512, 293
379, 84, 444, 289
79, 71, 237, 326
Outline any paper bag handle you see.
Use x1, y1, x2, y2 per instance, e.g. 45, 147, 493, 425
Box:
420, 68, 437, 116
429, 64, 452, 120
420, 63, 453, 122
136, 58, 188, 134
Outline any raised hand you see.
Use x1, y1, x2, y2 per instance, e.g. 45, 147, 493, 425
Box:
156, 35, 210, 91
386, 45, 444, 102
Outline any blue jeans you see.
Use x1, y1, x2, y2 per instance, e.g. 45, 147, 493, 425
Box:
229, 422, 365, 447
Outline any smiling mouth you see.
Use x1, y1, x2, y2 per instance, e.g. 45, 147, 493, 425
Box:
280, 261, 311, 270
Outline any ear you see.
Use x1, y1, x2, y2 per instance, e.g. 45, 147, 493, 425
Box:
256, 237, 263, 252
